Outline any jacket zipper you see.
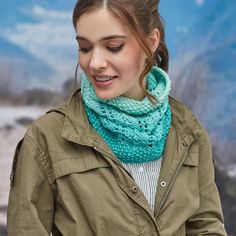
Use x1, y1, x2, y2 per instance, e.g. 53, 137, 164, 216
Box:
154, 145, 189, 218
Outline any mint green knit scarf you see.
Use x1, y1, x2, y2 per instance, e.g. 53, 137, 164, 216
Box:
81, 66, 171, 163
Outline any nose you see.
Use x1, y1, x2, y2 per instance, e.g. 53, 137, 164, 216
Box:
89, 48, 107, 72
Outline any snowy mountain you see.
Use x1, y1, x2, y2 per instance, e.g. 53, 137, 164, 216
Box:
160, 0, 236, 167
0, 0, 77, 92
0, 36, 54, 93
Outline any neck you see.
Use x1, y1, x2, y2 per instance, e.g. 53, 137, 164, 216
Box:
121, 79, 146, 101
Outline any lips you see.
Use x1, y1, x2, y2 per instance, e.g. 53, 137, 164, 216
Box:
94, 76, 114, 82
94, 75, 118, 80
93, 75, 118, 88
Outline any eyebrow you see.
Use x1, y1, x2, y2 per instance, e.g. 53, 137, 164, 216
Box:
76, 34, 127, 41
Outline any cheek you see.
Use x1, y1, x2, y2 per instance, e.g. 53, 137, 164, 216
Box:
133, 50, 145, 68
79, 54, 89, 71
121, 48, 145, 72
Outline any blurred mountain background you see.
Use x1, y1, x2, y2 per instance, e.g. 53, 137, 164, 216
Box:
0, 0, 235, 235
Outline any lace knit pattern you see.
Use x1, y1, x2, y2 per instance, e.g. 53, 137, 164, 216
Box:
81, 66, 172, 163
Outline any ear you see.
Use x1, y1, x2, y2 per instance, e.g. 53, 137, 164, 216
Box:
148, 28, 160, 52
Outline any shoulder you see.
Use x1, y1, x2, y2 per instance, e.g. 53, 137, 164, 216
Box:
24, 102, 68, 152
169, 96, 208, 141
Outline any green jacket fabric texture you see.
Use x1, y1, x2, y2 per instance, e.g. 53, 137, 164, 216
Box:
7, 90, 227, 236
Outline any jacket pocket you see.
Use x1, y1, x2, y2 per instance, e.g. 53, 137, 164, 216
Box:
49, 152, 138, 236
52, 152, 111, 179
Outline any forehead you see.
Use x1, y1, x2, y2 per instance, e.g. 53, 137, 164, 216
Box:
75, 7, 131, 41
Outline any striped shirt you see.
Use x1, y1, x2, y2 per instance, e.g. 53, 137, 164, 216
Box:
122, 158, 162, 211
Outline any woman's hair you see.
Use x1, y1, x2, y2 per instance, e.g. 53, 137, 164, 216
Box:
73, 0, 169, 101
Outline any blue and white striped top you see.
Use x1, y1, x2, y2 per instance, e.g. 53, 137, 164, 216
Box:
122, 158, 162, 211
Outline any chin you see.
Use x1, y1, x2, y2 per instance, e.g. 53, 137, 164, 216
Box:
95, 91, 117, 100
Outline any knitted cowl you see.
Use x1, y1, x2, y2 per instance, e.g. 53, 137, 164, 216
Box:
81, 66, 172, 164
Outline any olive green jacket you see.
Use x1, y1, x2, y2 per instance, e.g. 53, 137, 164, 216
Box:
7, 90, 227, 235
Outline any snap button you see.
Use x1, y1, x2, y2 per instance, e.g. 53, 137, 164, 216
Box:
132, 185, 138, 193
161, 181, 166, 187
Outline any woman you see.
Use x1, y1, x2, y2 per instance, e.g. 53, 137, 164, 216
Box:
7, 0, 227, 235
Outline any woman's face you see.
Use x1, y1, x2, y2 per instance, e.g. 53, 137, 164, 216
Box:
75, 7, 146, 100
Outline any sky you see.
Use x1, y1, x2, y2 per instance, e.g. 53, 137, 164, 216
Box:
1, 0, 207, 79
195, 0, 205, 6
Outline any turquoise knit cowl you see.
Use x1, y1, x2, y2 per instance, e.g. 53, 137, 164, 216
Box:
81, 66, 171, 164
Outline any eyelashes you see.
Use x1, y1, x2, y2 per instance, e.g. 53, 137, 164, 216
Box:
79, 47, 91, 53
108, 44, 125, 53
79, 44, 125, 54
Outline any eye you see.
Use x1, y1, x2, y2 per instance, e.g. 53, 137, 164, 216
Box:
107, 44, 124, 53
79, 47, 92, 53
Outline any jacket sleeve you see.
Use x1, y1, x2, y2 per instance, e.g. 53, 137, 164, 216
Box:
7, 134, 55, 236
186, 132, 228, 235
